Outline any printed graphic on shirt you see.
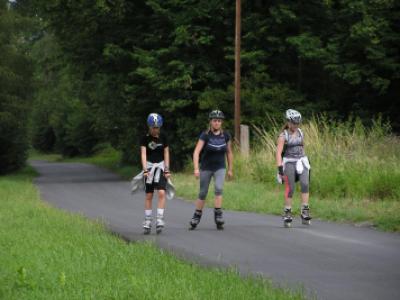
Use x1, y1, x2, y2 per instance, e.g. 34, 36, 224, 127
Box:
140, 134, 168, 163
148, 141, 163, 150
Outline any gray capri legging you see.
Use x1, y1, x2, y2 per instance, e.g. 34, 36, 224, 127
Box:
284, 162, 309, 198
198, 169, 226, 200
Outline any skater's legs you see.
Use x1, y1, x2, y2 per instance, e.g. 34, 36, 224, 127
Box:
214, 195, 222, 208
157, 189, 166, 209
195, 199, 206, 210
142, 196, 153, 233
195, 170, 213, 210
284, 163, 296, 198
282, 176, 293, 208
213, 168, 226, 208
300, 170, 311, 222
213, 169, 226, 196
301, 192, 309, 206
144, 193, 153, 210
198, 170, 213, 200
283, 163, 296, 209
299, 168, 310, 206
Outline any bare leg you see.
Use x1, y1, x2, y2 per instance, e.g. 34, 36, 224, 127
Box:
301, 192, 309, 206
144, 193, 153, 210
285, 198, 293, 208
157, 189, 166, 209
214, 195, 223, 208
195, 199, 206, 210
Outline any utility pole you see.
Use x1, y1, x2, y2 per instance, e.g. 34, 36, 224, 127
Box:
234, 0, 241, 145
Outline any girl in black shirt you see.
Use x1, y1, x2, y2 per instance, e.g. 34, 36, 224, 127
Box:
140, 113, 171, 234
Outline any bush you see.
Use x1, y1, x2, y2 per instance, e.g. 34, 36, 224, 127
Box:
0, 112, 29, 174
31, 107, 56, 152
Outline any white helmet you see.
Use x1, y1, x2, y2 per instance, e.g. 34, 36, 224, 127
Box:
285, 109, 302, 124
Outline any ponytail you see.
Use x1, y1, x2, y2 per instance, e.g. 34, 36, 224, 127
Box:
280, 122, 289, 133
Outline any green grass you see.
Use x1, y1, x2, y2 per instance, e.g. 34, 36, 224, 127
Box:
0, 167, 302, 300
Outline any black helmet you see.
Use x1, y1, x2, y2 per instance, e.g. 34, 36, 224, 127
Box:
208, 110, 225, 120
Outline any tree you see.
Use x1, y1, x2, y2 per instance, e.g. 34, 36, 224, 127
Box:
0, 0, 34, 173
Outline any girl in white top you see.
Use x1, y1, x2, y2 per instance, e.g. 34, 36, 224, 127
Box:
276, 109, 312, 227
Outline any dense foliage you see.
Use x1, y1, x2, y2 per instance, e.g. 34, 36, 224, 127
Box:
0, 0, 34, 174
3, 0, 399, 171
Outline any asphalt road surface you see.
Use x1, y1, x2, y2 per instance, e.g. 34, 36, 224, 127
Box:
31, 160, 400, 300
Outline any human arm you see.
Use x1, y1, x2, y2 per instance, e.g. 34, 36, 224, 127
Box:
164, 146, 171, 178
276, 136, 285, 175
193, 139, 205, 178
141, 146, 148, 177
226, 140, 233, 179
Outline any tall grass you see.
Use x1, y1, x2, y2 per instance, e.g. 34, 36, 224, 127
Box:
236, 116, 400, 201
0, 167, 302, 299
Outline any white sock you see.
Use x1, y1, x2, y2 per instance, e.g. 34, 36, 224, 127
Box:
157, 208, 164, 217
145, 210, 152, 217
285, 206, 292, 211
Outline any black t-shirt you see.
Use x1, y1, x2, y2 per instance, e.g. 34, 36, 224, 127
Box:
140, 133, 168, 163
199, 131, 230, 171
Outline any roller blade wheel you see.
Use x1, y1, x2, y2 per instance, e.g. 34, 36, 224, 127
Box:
156, 226, 163, 234
216, 223, 224, 230
284, 220, 292, 228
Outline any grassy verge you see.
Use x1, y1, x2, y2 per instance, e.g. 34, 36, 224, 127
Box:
0, 167, 302, 299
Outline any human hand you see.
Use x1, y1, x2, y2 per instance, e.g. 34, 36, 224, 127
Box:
194, 169, 200, 179
278, 166, 284, 176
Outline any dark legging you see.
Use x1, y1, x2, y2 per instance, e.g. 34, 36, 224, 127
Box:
198, 169, 226, 200
283, 162, 309, 199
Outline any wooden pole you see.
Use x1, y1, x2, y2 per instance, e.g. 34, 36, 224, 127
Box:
234, 0, 241, 145
240, 124, 249, 156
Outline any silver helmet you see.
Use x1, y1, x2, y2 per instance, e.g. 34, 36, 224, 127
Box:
285, 109, 302, 124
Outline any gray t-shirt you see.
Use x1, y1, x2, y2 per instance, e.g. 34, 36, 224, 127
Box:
280, 129, 304, 159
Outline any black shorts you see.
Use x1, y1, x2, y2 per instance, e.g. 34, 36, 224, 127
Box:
144, 173, 167, 193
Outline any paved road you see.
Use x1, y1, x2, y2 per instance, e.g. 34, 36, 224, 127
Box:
31, 160, 400, 300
